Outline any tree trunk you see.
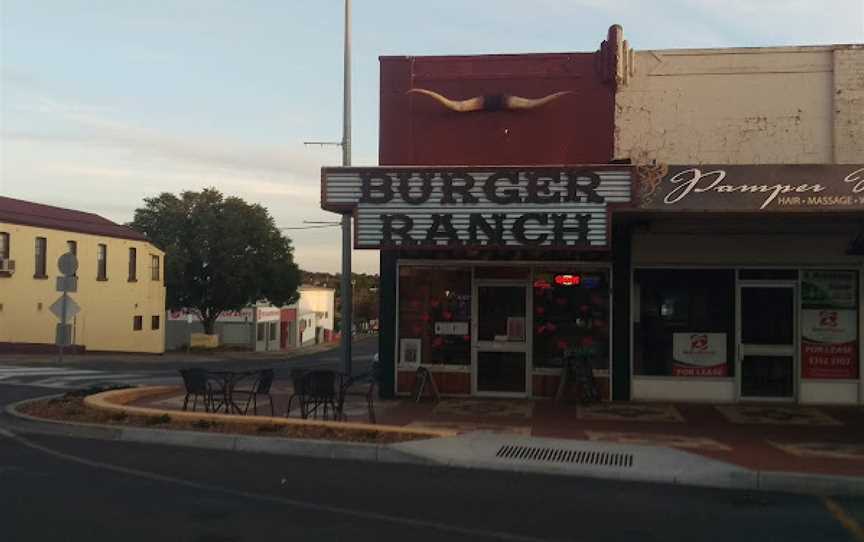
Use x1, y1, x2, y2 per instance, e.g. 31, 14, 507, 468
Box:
200, 309, 219, 335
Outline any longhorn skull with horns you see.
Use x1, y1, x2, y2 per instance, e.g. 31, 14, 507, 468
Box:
407, 88, 573, 112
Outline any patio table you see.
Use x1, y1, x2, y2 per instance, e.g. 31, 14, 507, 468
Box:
207, 370, 259, 414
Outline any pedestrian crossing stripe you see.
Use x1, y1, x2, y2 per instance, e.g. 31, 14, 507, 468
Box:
0, 365, 174, 390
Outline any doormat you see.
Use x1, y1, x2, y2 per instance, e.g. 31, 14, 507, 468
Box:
577, 403, 684, 423
586, 431, 731, 451
406, 421, 532, 435
768, 441, 864, 461
715, 405, 843, 426
432, 399, 534, 419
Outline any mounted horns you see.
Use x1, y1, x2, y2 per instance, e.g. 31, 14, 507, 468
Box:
407, 88, 572, 112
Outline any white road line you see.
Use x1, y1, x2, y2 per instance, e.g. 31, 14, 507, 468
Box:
0, 370, 103, 380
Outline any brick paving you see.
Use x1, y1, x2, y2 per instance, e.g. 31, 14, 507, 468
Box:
138, 385, 864, 478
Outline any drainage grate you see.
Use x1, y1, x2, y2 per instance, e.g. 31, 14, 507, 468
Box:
495, 445, 634, 468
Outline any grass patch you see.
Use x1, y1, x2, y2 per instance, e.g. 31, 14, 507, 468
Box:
18, 395, 431, 444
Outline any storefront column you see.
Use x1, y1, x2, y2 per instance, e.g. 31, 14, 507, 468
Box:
378, 250, 398, 398
611, 222, 632, 401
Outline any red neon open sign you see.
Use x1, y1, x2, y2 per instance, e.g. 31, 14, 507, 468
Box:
554, 274, 581, 286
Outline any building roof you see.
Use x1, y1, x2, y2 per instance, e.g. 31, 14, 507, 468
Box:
0, 196, 148, 242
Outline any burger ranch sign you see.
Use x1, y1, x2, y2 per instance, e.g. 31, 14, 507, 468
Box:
321, 166, 632, 249
639, 164, 864, 211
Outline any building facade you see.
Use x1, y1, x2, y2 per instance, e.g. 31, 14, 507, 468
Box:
165, 305, 282, 352
282, 286, 335, 348
0, 197, 166, 354
321, 26, 864, 404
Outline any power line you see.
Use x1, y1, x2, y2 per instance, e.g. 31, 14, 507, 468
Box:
279, 224, 341, 230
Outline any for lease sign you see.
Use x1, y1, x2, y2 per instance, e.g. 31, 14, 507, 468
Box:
801, 270, 859, 379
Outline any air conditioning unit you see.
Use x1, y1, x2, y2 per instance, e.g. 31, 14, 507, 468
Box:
0, 259, 15, 274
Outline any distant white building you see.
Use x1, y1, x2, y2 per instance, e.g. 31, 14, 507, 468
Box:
282, 286, 336, 348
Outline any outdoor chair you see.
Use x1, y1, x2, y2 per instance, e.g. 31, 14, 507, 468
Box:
338, 355, 381, 423
179, 368, 217, 412
232, 369, 275, 416
287, 370, 339, 420
286, 368, 310, 418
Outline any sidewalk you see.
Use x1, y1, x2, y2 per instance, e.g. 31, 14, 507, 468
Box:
376, 399, 864, 479
135, 385, 864, 481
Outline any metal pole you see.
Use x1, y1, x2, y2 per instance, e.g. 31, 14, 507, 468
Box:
340, 0, 353, 377
58, 291, 67, 363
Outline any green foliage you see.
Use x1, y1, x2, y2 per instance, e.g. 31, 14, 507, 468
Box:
130, 189, 301, 333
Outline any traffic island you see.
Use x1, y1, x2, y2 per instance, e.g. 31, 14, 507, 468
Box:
16, 386, 454, 444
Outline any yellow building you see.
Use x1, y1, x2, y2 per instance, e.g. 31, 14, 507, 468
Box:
0, 196, 166, 353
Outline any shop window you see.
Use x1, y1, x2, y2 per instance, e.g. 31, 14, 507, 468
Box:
398, 265, 471, 366
474, 266, 530, 280
532, 269, 610, 372
634, 269, 735, 377
257, 323, 265, 342
151, 315, 160, 330
269, 322, 277, 340
133, 315, 143, 331
801, 270, 859, 380
34, 237, 47, 278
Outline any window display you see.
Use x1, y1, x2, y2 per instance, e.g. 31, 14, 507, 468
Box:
398, 266, 471, 365
634, 269, 735, 377
532, 268, 610, 372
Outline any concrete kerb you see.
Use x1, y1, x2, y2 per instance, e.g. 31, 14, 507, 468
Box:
82, 386, 457, 438
3, 394, 434, 465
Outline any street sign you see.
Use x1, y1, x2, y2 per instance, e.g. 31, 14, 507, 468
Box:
57, 252, 78, 277
56, 324, 73, 346
56, 276, 78, 293
50, 295, 81, 321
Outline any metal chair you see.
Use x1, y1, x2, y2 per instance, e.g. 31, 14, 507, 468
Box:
179, 368, 215, 412
338, 356, 381, 423
233, 369, 275, 416
290, 370, 339, 420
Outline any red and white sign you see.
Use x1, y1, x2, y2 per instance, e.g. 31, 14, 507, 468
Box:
801, 309, 858, 379
672, 333, 728, 376
801, 270, 858, 379
167, 308, 254, 322
256, 307, 281, 322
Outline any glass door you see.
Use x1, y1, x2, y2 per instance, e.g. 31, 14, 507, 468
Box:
473, 281, 529, 396
737, 284, 796, 400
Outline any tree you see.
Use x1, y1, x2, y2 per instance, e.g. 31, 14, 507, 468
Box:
130, 188, 301, 334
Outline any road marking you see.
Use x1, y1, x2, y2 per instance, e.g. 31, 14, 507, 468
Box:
0, 366, 169, 389
0, 427, 564, 542
824, 497, 864, 541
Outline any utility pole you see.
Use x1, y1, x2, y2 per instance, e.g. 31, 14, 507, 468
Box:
304, 0, 353, 377
340, 0, 353, 378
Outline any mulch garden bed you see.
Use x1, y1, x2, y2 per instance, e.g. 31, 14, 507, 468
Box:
18, 388, 431, 444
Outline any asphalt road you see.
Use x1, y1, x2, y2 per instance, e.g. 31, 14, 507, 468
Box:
0, 342, 863, 542
0, 337, 378, 390
1, 420, 862, 542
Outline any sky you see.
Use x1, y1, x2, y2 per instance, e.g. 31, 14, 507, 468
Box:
1, 1, 863, 274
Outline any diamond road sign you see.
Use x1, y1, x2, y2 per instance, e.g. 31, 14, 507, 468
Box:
49, 296, 81, 321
